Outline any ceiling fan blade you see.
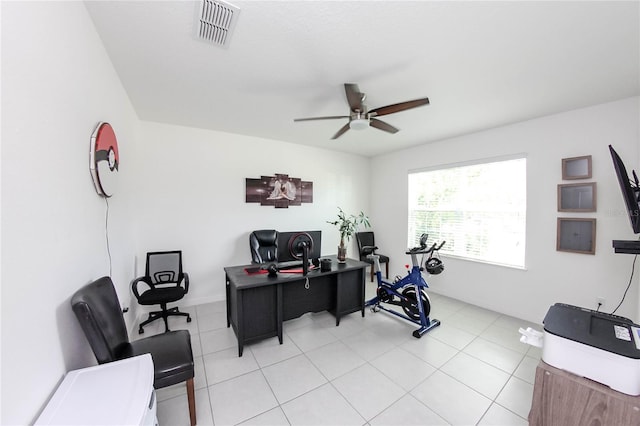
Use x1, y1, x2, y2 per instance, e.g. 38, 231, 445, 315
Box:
331, 123, 351, 139
370, 118, 399, 134
344, 83, 364, 111
293, 115, 349, 122
369, 97, 430, 117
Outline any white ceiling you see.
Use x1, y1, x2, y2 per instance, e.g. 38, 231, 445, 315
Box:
85, 1, 640, 157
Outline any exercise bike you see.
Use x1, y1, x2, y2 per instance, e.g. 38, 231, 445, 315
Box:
365, 234, 445, 338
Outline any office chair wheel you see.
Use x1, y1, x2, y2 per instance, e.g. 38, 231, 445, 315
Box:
401, 286, 431, 320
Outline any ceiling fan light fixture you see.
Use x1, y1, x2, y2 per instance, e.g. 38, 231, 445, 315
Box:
349, 118, 369, 131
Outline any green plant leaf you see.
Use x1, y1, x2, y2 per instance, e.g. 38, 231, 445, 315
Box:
327, 207, 370, 241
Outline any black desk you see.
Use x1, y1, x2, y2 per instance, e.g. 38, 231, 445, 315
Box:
225, 256, 367, 356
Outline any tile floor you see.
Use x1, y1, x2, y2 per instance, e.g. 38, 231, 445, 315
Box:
136, 284, 543, 426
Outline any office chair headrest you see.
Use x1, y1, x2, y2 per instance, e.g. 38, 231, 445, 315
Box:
252, 229, 278, 245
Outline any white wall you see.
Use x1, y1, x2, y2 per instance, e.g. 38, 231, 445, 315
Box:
2, 1, 638, 424
130, 121, 371, 305
371, 97, 640, 324
1, 4, 371, 424
1, 2, 140, 424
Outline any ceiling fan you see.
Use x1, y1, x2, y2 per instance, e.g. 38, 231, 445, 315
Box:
294, 83, 430, 140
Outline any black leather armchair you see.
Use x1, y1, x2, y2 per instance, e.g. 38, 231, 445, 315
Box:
249, 229, 279, 263
356, 231, 390, 282
71, 276, 196, 426
132, 251, 191, 334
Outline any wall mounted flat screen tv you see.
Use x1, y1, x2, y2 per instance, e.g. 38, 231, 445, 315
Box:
609, 145, 640, 234
277, 230, 321, 262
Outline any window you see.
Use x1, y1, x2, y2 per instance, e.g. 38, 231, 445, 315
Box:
408, 156, 527, 268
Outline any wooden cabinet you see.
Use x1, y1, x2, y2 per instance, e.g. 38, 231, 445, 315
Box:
529, 361, 640, 425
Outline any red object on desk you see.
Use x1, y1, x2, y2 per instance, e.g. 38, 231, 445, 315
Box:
244, 266, 317, 275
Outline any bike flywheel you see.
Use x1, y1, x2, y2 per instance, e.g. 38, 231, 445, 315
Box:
400, 286, 431, 320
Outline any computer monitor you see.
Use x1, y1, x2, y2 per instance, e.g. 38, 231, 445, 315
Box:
609, 145, 640, 234
277, 230, 321, 262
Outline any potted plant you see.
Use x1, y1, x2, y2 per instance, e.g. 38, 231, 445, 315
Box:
327, 207, 370, 262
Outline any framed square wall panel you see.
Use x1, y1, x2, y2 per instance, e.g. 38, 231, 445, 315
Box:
562, 155, 592, 180
557, 218, 596, 254
558, 183, 596, 212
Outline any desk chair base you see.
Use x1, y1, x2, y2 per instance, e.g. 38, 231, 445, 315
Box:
139, 303, 191, 334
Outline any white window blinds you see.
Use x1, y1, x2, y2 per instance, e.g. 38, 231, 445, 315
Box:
408, 157, 527, 268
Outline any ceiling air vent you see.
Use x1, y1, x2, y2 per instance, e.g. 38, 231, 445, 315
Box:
196, 0, 240, 48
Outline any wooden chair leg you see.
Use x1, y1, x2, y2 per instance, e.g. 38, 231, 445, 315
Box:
370, 266, 374, 282
385, 261, 389, 279
186, 377, 196, 426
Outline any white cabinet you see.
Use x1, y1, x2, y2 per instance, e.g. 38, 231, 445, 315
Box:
35, 354, 156, 426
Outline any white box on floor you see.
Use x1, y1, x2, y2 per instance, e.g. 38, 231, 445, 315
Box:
542, 303, 640, 396
35, 354, 157, 426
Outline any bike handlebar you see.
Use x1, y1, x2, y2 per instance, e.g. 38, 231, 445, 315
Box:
406, 240, 446, 255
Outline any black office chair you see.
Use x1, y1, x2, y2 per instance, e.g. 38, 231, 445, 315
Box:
356, 231, 390, 282
71, 277, 196, 426
249, 229, 279, 264
132, 251, 191, 334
